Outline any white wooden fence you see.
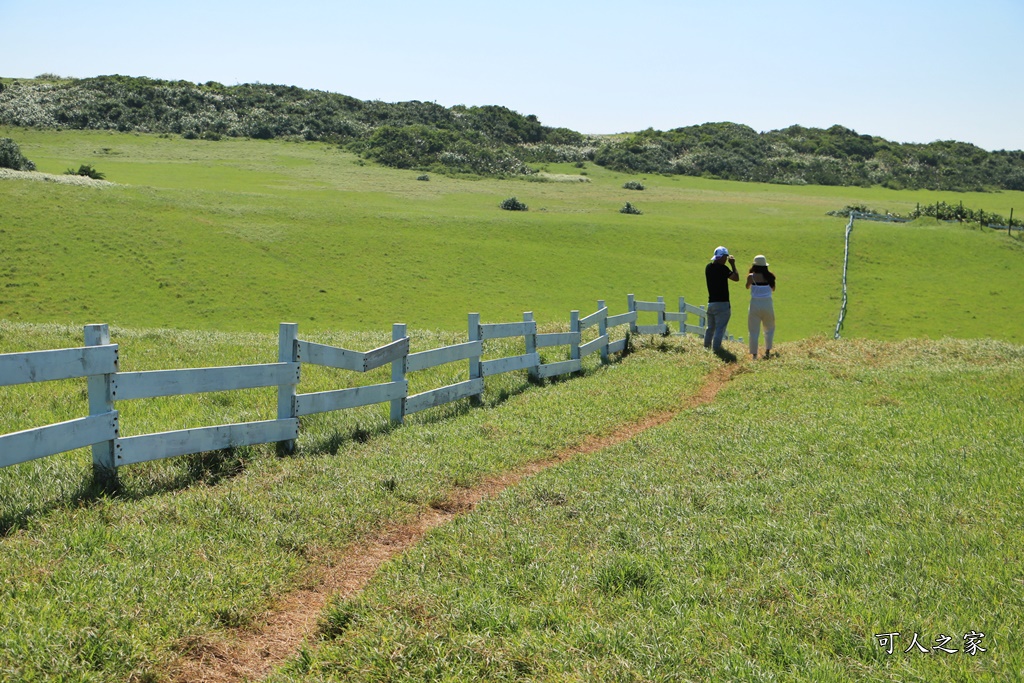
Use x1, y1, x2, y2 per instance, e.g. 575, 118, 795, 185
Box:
0, 294, 708, 485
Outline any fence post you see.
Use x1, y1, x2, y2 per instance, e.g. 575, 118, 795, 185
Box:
391, 323, 407, 424
627, 294, 637, 334
468, 313, 482, 405
85, 324, 118, 491
598, 299, 608, 363
678, 297, 686, 335
277, 323, 298, 454
657, 295, 666, 333
1010, 208, 1014, 236
523, 312, 539, 381
570, 310, 580, 364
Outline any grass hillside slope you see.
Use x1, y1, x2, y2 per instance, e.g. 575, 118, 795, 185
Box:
0, 330, 1021, 681
280, 337, 1024, 683
2, 128, 1024, 343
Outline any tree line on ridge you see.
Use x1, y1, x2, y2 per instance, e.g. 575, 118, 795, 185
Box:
2, 74, 1022, 192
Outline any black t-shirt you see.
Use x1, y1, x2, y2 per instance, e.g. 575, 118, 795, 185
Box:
705, 262, 733, 303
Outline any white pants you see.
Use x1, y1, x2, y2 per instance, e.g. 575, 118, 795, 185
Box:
748, 298, 775, 355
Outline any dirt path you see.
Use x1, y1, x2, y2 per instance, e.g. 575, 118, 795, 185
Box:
171, 361, 745, 682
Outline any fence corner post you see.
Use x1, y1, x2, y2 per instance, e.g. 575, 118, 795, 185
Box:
391, 323, 407, 424
627, 294, 637, 334
657, 295, 666, 334
678, 296, 686, 335
277, 323, 299, 454
468, 313, 482, 405
85, 323, 119, 492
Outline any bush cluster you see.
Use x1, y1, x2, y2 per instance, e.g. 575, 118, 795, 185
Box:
0, 77, 599, 178
64, 164, 105, 179
906, 201, 1020, 227
622, 181, 645, 190
620, 202, 642, 215
0, 138, 35, 171
500, 197, 528, 211
829, 202, 1023, 229
594, 122, 1024, 192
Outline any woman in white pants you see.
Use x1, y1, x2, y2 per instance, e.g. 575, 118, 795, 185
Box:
746, 255, 776, 359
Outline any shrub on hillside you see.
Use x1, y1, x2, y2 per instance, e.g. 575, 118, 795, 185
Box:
620, 202, 642, 215
416, 174, 430, 181
500, 196, 528, 211
622, 181, 645, 190
0, 138, 36, 171
64, 164, 105, 180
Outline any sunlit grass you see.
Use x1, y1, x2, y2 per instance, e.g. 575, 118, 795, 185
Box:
2, 127, 1023, 342
0, 323, 714, 681
3, 322, 1023, 681
274, 337, 1024, 682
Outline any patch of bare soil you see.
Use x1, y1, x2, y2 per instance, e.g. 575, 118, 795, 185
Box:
170, 361, 745, 683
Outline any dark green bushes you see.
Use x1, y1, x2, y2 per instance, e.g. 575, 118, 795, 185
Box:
500, 197, 528, 211
64, 164, 105, 179
0, 138, 35, 171
364, 125, 455, 169
593, 122, 1024, 191
909, 201, 1022, 228
828, 201, 1023, 229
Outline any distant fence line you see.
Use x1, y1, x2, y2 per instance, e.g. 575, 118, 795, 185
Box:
0, 294, 710, 487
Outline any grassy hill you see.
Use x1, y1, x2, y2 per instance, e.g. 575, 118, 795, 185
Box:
2, 127, 1024, 344
2, 128, 1024, 681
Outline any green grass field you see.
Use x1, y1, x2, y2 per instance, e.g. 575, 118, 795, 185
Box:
284, 338, 1024, 683
1, 330, 1021, 682
2, 128, 1024, 682
3, 127, 1023, 342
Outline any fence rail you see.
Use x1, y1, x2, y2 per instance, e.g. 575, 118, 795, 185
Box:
0, 344, 118, 387
0, 412, 119, 469
1, 294, 710, 485
113, 363, 301, 401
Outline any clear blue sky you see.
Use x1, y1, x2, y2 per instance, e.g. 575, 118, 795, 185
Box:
3, 0, 1022, 150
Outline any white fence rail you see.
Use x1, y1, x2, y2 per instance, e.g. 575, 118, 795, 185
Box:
0, 325, 120, 473
1, 294, 708, 485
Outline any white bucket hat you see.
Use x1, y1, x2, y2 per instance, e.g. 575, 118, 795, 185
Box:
752, 255, 769, 267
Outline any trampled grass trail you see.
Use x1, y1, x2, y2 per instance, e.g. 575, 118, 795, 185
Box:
170, 354, 747, 682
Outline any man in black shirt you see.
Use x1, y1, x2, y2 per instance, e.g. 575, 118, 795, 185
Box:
704, 245, 739, 350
